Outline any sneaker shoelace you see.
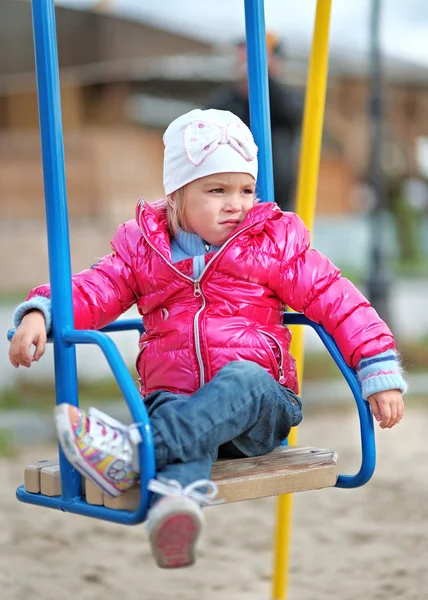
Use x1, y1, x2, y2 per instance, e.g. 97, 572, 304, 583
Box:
85, 408, 142, 473
84, 415, 133, 462
147, 476, 224, 507
88, 407, 142, 444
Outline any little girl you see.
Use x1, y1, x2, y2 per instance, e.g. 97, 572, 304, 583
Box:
9, 109, 406, 569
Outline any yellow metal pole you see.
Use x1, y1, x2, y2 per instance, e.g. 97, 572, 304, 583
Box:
271, 1, 332, 598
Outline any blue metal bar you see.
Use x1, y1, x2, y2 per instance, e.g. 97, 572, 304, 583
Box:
61, 328, 155, 478
8, 318, 145, 343
101, 319, 145, 336
15, 325, 156, 524
31, 0, 80, 498
244, 0, 274, 203
62, 326, 155, 522
16, 484, 147, 525
283, 313, 376, 487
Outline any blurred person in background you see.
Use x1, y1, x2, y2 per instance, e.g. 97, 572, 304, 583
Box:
207, 33, 304, 212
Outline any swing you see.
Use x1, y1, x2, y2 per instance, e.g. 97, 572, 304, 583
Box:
8, 0, 375, 526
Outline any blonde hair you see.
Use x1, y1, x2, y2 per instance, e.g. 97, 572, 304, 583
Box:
167, 186, 188, 234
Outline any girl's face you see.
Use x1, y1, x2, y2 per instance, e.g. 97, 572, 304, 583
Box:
172, 172, 256, 246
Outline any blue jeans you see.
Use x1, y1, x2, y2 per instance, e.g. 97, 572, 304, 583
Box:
144, 360, 302, 503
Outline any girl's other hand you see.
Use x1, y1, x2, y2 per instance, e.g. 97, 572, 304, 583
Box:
367, 389, 404, 429
9, 310, 47, 368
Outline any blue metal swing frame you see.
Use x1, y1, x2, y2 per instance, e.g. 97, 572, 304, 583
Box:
10, 0, 375, 524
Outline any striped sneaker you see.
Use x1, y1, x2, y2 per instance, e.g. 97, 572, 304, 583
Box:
54, 403, 141, 497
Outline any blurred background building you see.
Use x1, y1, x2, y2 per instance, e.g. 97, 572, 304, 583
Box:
1, 0, 428, 293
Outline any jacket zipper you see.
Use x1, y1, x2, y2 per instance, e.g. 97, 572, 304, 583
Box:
189, 224, 253, 385
192, 281, 206, 383
138, 204, 255, 387
257, 329, 286, 384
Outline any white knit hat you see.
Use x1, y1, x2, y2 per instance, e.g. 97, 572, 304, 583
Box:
163, 108, 258, 196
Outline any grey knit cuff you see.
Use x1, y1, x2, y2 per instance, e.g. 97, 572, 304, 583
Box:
13, 296, 52, 333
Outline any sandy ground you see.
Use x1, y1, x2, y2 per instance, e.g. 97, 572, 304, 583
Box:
0, 404, 427, 600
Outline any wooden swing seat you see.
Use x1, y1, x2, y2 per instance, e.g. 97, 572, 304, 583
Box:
212, 446, 338, 503
23, 446, 338, 510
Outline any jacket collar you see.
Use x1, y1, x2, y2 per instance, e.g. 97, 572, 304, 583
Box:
136, 198, 172, 260
135, 198, 283, 257
237, 200, 283, 233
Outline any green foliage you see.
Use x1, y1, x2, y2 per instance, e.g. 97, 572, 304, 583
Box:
0, 428, 16, 457
399, 340, 428, 373
335, 266, 362, 286
394, 256, 428, 278
389, 187, 422, 263
303, 353, 343, 381
0, 377, 135, 412
0, 290, 31, 306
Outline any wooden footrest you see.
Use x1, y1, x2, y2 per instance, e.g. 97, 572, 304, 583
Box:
23, 446, 338, 509
24, 459, 61, 496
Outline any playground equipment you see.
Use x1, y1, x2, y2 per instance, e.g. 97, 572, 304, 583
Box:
8, 0, 376, 598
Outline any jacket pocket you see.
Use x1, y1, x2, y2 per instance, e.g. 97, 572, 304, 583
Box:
135, 339, 153, 395
257, 329, 286, 385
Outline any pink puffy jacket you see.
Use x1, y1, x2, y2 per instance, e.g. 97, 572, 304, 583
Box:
28, 200, 395, 396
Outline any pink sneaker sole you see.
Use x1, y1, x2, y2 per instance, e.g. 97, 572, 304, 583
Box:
150, 513, 200, 569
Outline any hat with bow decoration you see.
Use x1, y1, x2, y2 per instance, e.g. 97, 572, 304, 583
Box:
163, 109, 258, 196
